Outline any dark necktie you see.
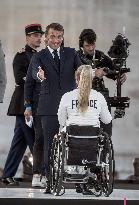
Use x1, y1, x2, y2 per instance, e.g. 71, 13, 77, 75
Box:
53, 49, 60, 72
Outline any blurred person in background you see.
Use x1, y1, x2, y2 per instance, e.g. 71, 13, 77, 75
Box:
0, 40, 7, 103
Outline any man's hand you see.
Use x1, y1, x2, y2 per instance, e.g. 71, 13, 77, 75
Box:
24, 108, 32, 121
95, 68, 107, 79
120, 73, 127, 84
38, 67, 46, 81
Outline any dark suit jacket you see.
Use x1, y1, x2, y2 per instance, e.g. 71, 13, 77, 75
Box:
31, 46, 82, 115
7, 45, 36, 116
24, 59, 41, 115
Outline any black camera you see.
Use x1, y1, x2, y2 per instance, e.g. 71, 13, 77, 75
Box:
107, 34, 131, 118
108, 33, 131, 73
108, 33, 130, 59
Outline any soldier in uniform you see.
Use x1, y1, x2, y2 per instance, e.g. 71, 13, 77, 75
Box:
2, 24, 44, 185
77, 29, 127, 137
24, 34, 47, 188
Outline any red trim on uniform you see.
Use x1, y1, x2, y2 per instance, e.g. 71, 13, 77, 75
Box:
25, 24, 41, 29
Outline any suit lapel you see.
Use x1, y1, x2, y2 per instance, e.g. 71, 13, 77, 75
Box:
45, 47, 59, 74
60, 47, 65, 76
44, 47, 65, 75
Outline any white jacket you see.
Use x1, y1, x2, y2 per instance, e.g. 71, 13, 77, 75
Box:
58, 89, 112, 128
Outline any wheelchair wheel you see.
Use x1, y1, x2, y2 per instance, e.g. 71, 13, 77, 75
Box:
108, 136, 115, 193
50, 133, 65, 196
50, 135, 57, 190
100, 133, 115, 197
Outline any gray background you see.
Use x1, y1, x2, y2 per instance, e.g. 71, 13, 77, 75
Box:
0, 0, 139, 179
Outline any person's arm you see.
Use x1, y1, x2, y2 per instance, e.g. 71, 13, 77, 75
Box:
58, 94, 68, 127
103, 55, 116, 80
24, 60, 36, 105
13, 53, 28, 86
99, 93, 112, 124
0, 42, 7, 103
95, 51, 116, 80
102, 55, 127, 83
24, 62, 35, 119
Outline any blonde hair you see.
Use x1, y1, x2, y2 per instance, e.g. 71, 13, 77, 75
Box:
75, 65, 94, 113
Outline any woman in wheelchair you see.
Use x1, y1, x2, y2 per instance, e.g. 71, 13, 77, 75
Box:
58, 64, 112, 132
56, 65, 113, 195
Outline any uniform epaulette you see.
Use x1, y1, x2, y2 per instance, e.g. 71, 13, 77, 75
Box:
18, 48, 25, 54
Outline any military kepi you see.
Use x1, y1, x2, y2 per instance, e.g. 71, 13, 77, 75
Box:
25, 24, 44, 35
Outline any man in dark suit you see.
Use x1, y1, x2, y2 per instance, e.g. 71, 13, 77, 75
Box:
2, 24, 44, 185
30, 23, 82, 193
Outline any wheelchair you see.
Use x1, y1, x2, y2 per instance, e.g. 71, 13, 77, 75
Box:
49, 125, 115, 196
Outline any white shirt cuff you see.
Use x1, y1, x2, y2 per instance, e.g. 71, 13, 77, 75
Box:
92, 69, 96, 78
37, 72, 44, 82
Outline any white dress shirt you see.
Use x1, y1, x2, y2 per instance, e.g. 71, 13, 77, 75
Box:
47, 46, 60, 58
